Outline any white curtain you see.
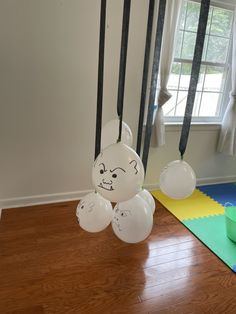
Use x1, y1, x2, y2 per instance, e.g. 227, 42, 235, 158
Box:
217, 8, 236, 155
153, 0, 182, 146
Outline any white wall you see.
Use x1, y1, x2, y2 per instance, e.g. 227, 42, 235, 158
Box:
0, 0, 236, 208
146, 125, 236, 187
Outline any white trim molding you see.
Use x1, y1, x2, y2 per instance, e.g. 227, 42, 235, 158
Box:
0, 190, 92, 210
196, 175, 236, 186
165, 123, 221, 132
145, 175, 236, 191
1, 175, 235, 213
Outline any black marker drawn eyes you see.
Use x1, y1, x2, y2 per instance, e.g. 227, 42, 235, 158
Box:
99, 163, 107, 174
80, 201, 85, 209
129, 160, 138, 174
120, 210, 131, 217
112, 173, 117, 178
110, 167, 126, 173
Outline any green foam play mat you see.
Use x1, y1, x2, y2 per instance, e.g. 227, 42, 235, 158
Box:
152, 183, 236, 273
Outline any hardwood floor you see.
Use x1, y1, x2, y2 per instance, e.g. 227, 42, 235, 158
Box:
0, 200, 236, 314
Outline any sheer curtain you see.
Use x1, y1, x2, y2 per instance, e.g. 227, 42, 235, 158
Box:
217, 8, 236, 155
153, 0, 182, 146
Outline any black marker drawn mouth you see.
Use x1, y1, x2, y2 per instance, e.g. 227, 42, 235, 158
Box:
98, 184, 114, 191
113, 220, 122, 231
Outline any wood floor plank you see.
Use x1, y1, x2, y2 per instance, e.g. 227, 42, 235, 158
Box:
6, 306, 45, 314
0, 199, 235, 314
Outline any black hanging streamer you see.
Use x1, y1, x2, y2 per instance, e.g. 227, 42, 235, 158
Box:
179, 0, 210, 158
136, 0, 155, 156
117, 0, 131, 142
94, 0, 106, 160
142, 0, 166, 172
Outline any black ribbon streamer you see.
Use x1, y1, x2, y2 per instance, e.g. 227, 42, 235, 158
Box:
117, 0, 131, 142
136, 0, 155, 156
142, 0, 166, 173
94, 0, 106, 160
179, 0, 210, 158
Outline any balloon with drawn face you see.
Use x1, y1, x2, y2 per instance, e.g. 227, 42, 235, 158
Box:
112, 194, 153, 243
138, 189, 156, 214
76, 192, 113, 233
92, 142, 145, 202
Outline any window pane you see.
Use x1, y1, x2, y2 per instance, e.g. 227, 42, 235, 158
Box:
199, 92, 220, 116
197, 66, 206, 91
181, 31, 196, 59
179, 63, 191, 90
166, 1, 233, 121
210, 7, 233, 38
168, 63, 181, 90
185, 1, 200, 32
179, 64, 205, 91
175, 30, 183, 58
179, 1, 187, 30
206, 36, 229, 63
163, 91, 178, 116
215, 93, 223, 117
201, 35, 208, 61
185, 3, 213, 34
206, 7, 213, 35
176, 91, 187, 116
204, 66, 224, 92
192, 92, 202, 116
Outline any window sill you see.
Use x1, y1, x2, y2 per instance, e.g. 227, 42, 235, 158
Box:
165, 122, 221, 132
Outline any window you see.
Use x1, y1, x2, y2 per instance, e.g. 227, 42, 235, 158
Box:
163, 0, 234, 123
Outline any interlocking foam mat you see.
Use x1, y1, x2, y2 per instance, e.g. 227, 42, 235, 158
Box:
152, 183, 236, 273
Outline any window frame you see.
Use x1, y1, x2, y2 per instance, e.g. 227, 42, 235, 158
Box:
163, 0, 234, 125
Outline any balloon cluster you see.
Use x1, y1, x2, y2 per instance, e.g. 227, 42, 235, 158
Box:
76, 120, 155, 243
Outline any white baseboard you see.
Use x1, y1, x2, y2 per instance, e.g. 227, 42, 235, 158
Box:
1, 175, 235, 212
0, 189, 92, 210
196, 175, 236, 186
145, 175, 236, 191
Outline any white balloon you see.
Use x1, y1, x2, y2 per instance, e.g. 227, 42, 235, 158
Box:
101, 119, 133, 150
159, 160, 196, 200
138, 189, 156, 214
92, 142, 144, 202
76, 192, 113, 232
112, 195, 153, 243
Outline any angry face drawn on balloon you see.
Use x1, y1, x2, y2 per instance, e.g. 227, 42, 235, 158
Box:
92, 143, 144, 202
96, 159, 138, 191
